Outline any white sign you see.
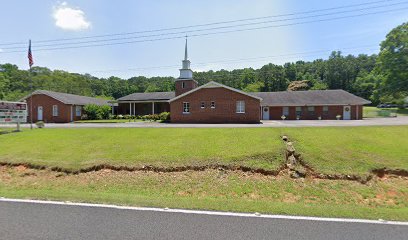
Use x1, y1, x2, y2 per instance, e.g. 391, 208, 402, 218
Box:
0, 101, 27, 123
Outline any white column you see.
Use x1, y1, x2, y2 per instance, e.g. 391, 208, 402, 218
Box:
129, 102, 132, 115
133, 103, 136, 116
152, 102, 155, 114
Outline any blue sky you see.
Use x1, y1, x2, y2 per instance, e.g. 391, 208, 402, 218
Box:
0, 0, 407, 79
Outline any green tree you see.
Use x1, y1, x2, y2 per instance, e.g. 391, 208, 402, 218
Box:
377, 22, 408, 97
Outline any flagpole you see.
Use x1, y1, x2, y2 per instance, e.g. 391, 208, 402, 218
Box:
29, 64, 33, 130
28, 39, 33, 130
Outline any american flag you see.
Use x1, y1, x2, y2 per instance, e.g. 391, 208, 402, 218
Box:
28, 40, 34, 68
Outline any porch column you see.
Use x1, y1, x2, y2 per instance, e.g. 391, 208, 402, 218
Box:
129, 102, 132, 115
111, 105, 114, 115
152, 102, 155, 114
133, 103, 136, 116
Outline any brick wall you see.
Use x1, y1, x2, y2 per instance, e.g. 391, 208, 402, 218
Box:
26, 94, 76, 123
175, 80, 198, 96
170, 87, 260, 123
265, 105, 364, 120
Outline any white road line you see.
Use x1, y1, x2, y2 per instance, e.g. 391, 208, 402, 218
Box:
0, 197, 407, 226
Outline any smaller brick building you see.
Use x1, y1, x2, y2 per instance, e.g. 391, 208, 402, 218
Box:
22, 90, 110, 123
252, 90, 371, 120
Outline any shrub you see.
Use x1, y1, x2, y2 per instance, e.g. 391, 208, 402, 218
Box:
35, 121, 45, 128
83, 104, 111, 120
159, 112, 170, 122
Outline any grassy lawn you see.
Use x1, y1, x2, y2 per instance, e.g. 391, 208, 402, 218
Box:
283, 126, 408, 175
1, 167, 407, 221
74, 119, 143, 123
1, 126, 408, 220
0, 126, 407, 174
364, 106, 408, 118
0, 128, 284, 171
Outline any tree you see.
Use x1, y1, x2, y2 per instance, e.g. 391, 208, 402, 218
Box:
377, 22, 408, 97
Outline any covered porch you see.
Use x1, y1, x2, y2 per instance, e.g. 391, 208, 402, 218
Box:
117, 101, 170, 116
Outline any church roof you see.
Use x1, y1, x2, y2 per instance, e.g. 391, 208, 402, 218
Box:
250, 90, 371, 106
22, 90, 110, 106
117, 92, 175, 102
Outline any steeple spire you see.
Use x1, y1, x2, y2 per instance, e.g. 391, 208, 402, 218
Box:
179, 37, 193, 79
184, 36, 188, 61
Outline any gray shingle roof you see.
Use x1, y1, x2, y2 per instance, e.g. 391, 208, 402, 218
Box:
250, 90, 371, 106
117, 92, 175, 101
26, 90, 110, 106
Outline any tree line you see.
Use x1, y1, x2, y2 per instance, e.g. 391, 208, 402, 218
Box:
1, 22, 406, 105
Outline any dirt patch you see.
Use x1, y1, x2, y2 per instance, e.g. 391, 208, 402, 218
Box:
372, 168, 408, 178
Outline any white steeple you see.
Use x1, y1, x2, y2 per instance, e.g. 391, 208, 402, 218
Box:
179, 37, 193, 79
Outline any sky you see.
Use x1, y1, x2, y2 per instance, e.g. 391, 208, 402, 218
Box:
0, 0, 407, 79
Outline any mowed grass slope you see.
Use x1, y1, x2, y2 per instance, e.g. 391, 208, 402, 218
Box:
1, 167, 407, 220
0, 126, 407, 174
0, 128, 284, 170
283, 126, 408, 175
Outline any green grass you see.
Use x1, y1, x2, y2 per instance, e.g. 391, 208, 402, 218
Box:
0, 128, 284, 171
364, 106, 408, 118
74, 119, 143, 123
1, 168, 407, 220
283, 126, 408, 175
1, 126, 408, 220
0, 126, 407, 175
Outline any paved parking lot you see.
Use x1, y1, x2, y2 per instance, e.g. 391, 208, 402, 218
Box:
1, 116, 407, 129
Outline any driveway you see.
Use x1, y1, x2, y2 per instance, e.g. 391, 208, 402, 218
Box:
1, 116, 407, 128
1, 199, 407, 240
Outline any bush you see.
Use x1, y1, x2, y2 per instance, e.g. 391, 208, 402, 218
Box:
83, 104, 111, 120
159, 112, 170, 122
138, 112, 170, 122
35, 121, 45, 128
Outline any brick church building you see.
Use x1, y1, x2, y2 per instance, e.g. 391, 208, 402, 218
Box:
116, 39, 370, 123
23, 39, 370, 123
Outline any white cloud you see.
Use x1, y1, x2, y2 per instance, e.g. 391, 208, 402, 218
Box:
0, 48, 3, 53
53, 2, 91, 31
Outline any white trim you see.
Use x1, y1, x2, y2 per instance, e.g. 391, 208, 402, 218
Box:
169, 81, 263, 102
210, 101, 215, 109
182, 102, 190, 114
236, 100, 245, 113
0, 198, 406, 226
52, 105, 58, 117
75, 106, 82, 117
152, 102, 155, 114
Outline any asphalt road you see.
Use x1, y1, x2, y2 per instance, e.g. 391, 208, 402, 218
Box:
0, 200, 407, 240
